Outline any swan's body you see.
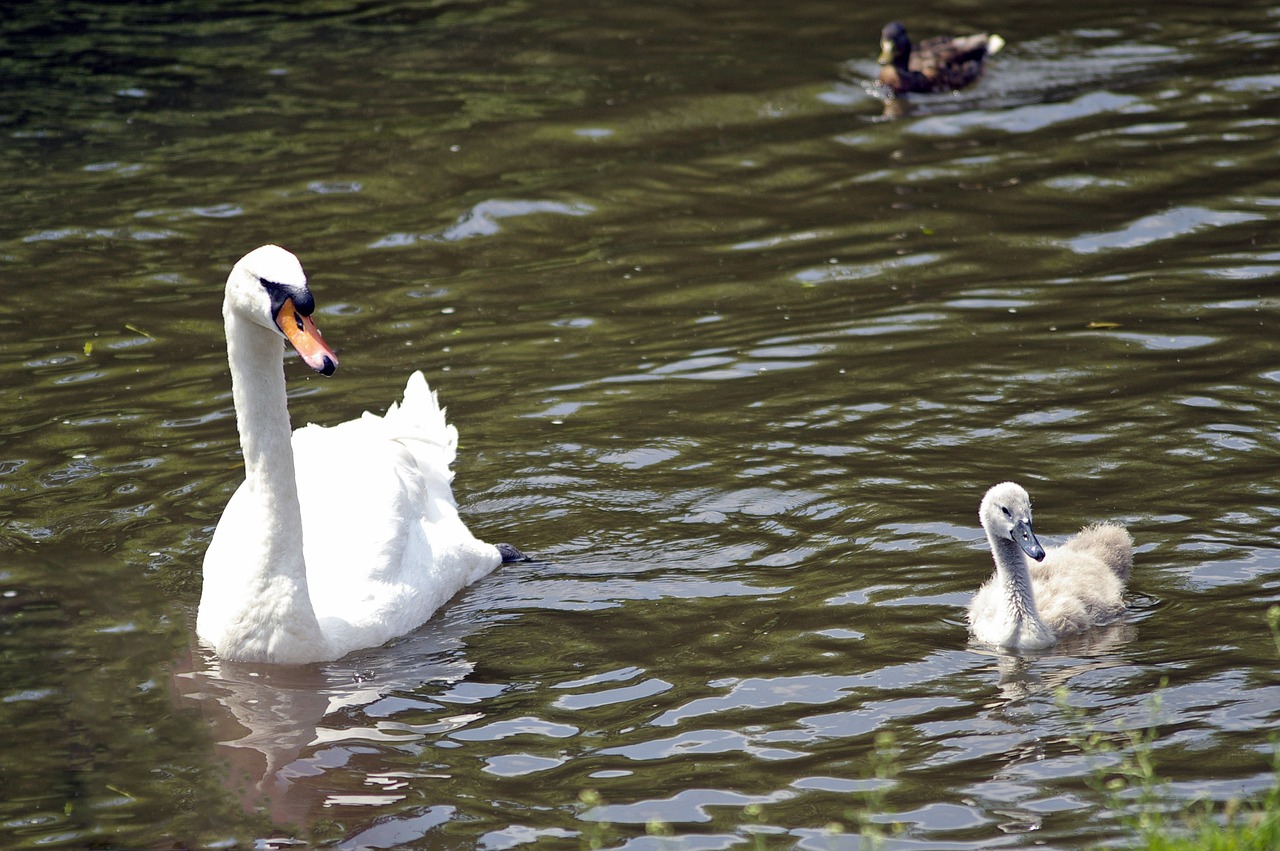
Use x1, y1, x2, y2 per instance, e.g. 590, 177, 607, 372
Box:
198, 245, 524, 665
876, 22, 1005, 95
967, 482, 1133, 651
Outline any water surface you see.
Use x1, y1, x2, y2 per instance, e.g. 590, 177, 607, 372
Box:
3, 1, 1280, 848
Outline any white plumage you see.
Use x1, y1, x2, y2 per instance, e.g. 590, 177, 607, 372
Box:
967, 481, 1133, 651
197, 245, 521, 664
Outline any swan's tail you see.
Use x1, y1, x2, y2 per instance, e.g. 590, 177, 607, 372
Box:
374, 370, 459, 474
1065, 522, 1134, 582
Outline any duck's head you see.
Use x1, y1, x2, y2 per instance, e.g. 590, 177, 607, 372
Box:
878, 22, 911, 67
225, 244, 338, 376
980, 481, 1045, 561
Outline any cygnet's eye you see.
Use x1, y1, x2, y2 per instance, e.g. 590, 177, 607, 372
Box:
1001, 507, 1012, 518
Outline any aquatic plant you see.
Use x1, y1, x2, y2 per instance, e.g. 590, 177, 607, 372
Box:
1061, 607, 1280, 849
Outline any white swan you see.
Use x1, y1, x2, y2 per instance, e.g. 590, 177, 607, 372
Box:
197, 245, 526, 665
967, 481, 1133, 651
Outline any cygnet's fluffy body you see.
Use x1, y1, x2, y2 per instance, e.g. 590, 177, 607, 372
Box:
967, 481, 1133, 650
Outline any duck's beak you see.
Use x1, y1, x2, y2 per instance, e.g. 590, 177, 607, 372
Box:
1013, 519, 1046, 561
878, 40, 894, 65
275, 297, 338, 376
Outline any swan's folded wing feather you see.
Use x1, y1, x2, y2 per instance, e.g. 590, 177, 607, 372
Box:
1061, 523, 1134, 582
287, 376, 500, 658
1030, 552, 1126, 637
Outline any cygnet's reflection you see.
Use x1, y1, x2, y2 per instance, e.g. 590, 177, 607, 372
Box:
985, 620, 1140, 704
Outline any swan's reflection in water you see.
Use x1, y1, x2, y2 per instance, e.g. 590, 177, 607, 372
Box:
172, 608, 484, 826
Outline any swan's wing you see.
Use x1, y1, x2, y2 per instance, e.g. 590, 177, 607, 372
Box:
1062, 523, 1134, 582
1030, 551, 1126, 637
380, 369, 458, 473
289, 373, 500, 655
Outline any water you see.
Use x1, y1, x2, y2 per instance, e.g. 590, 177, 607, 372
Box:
3, 0, 1280, 847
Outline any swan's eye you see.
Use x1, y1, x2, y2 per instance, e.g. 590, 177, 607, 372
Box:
1001, 507, 1012, 518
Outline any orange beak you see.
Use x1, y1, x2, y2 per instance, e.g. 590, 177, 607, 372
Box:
275, 297, 338, 376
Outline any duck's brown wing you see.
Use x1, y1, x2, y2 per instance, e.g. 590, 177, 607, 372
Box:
911, 34, 996, 90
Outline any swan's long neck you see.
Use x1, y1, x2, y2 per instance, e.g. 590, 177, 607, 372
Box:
986, 531, 1044, 633
227, 309, 303, 552
222, 306, 322, 645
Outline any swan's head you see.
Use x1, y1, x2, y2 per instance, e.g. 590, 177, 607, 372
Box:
225, 245, 339, 376
980, 481, 1046, 561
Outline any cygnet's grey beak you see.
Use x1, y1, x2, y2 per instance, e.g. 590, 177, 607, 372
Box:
1013, 519, 1046, 561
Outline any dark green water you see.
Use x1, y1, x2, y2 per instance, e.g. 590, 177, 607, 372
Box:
4, 1, 1280, 847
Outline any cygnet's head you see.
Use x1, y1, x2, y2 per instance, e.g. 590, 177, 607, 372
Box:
979, 481, 1046, 561
225, 244, 338, 376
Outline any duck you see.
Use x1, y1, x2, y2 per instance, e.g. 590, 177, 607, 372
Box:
197, 245, 527, 665
967, 482, 1133, 651
876, 21, 1005, 95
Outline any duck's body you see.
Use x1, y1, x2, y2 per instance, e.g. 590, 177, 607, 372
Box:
198, 245, 524, 665
967, 482, 1133, 651
877, 22, 1004, 95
